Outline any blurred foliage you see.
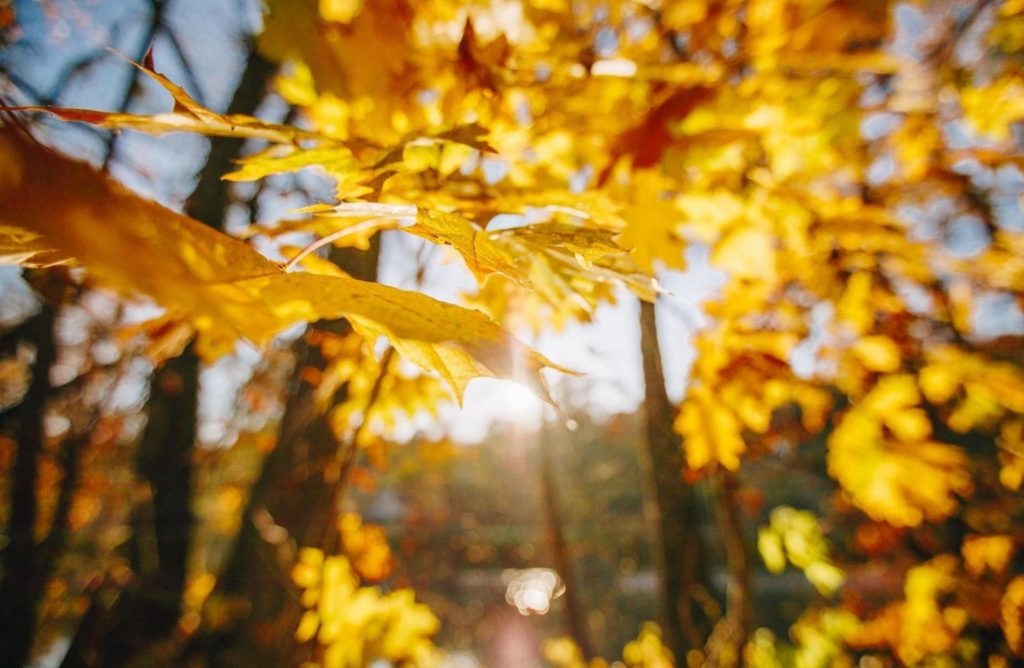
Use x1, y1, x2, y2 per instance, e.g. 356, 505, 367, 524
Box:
2, 0, 1024, 666
291, 548, 440, 667
356, 411, 661, 660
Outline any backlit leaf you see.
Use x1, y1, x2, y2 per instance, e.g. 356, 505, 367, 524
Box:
0, 128, 562, 400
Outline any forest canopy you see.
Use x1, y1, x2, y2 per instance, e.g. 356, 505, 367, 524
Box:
1, 0, 1024, 666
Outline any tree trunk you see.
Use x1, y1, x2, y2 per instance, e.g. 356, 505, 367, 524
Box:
0, 300, 57, 667
637, 299, 713, 660
193, 242, 380, 668
538, 423, 594, 659
60, 48, 277, 668
85, 348, 201, 666
704, 470, 754, 668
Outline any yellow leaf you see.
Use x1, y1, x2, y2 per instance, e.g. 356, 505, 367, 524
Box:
921, 346, 1024, 433
438, 141, 476, 176
292, 551, 439, 666
1000, 420, 1024, 490
320, 0, 364, 23
293, 547, 325, 589
899, 556, 965, 664
1002, 577, 1024, 654
401, 140, 441, 172
890, 113, 941, 181
759, 506, 845, 595
295, 610, 321, 642
962, 535, 1014, 577
338, 513, 393, 582
863, 375, 931, 441
299, 204, 659, 316
0, 226, 68, 267
919, 363, 960, 404
675, 385, 746, 470
616, 170, 686, 272
224, 146, 358, 182
352, 321, 485, 403
1000, 452, 1024, 491
376, 589, 441, 659
852, 335, 902, 373
829, 395, 970, 527
621, 623, 674, 668
961, 75, 1024, 141
836, 271, 875, 335
266, 202, 408, 251
711, 227, 777, 283
258, 0, 416, 140
544, 636, 588, 668
510, 222, 625, 270
241, 273, 566, 402
406, 208, 522, 280
850, 557, 965, 664
804, 562, 845, 596
662, 0, 707, 30
757, 528, 787, 574
12, 59, 324, 145
0, 129, 564, 401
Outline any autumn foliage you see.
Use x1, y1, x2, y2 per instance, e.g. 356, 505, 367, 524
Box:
2, 0, 1024, 666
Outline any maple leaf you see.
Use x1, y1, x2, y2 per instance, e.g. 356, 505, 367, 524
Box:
758, 506, 845, 595
828, 376, 972, 527
1003, 577, 1024, 655
456, 18, 511, 92
710, 227, 777, 284
223, 146, 360, 183
961, 75, 1024, 141
847, 556, 968, 665
290, 550, 440, 664
7, 57, 326, 145
851, 335, 902, 373
605, 86, 715, 173
615, 169, 686, 273
289, 200, 660, 314
675, 322, 828, 471
0, 226, 68, 267
675, 384, 746, 471
406, 208, 523, 281
962, 535, 1014, 578
0, 128, 563, 402
338, 513, 393, 582
258, 0, 417, 140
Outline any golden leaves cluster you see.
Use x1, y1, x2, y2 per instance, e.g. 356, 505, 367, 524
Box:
676, 323, 830, 471
291, 546, 440, 668
757, 507, 844, 596
0, 126, 563, 401
7, 0, 1024, 661
828, 374, 972, 527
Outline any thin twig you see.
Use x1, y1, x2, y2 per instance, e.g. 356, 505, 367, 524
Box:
101, 0, 168, 169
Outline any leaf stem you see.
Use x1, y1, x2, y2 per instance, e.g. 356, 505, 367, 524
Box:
283, 217, 405, 272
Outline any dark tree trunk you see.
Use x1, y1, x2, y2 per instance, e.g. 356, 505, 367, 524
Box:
637, 299, 713, 660
84, 348, 201, 666
194, 242, 380, 668
60, 48, 277, 668
0, 300, 57, 667
36, 430, 87, 600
